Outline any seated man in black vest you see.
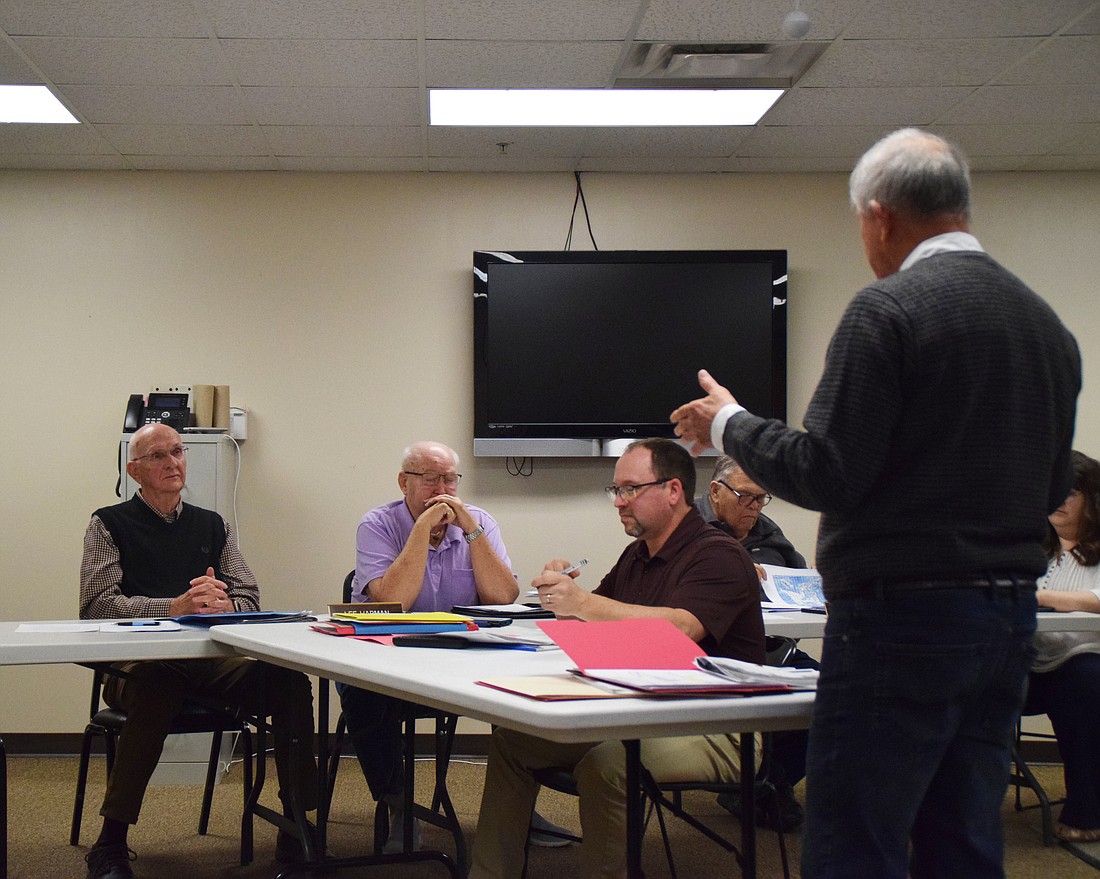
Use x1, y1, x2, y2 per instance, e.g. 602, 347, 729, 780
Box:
79, 423, 318, 879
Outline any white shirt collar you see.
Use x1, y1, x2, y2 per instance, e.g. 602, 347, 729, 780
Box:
900, 231, 984, 272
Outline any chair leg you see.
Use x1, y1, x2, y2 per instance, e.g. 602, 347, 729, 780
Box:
326, 714, 347, 807
70, 725, 103, 846
198, 731, 223, 835
240, 727, 255, 866
1013, 746, 1056, 847
2, 737, 8, 879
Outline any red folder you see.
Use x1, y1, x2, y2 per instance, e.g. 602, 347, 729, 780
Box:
537, 618, 705, 672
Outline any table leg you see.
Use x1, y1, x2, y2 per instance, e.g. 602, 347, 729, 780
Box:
740, 732, 756, 879
624, 739, 645, 879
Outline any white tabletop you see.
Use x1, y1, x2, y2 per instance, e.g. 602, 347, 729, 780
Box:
0, 620, 231, 666
763, 608, 1100, 640
209, 623, 814, 744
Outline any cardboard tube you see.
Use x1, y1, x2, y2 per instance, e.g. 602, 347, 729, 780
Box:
213, 385, 231, 429
192, 384, 215, 427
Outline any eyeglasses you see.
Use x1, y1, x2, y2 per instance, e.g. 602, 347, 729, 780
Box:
604, 479, 670, 502
717, 480, 771, 507
403, 470, 462, 488
132, 446, 187, 465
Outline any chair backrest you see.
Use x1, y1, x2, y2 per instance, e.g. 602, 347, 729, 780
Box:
342, 570, 355, 603
764, 635, 797, 668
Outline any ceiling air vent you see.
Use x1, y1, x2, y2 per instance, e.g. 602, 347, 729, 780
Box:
615, 42, 826, 89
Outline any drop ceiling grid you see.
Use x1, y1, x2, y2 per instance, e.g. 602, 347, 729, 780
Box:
0, 0, 1095, 171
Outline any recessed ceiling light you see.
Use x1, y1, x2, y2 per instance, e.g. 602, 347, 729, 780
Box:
0, 85, 78, 123
429, 88, 784, 127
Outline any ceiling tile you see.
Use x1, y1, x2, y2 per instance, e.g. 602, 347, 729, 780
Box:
993, 35, 1100, 85
425, 41, 622, 88
220, 39, 419, 88
800, 38, 1041, 88
0, 0, 206, 38
0, 34, 42, 81
737, 125, 895, 157
243, 86, 420, 126
1019, 154, 1100, 171
765, 86, 974, 126
427, 155, 580, 172
60, 85, 249, 124
723, 155, 855, 173
582, 126, 751, 157
428, 126, 587, 158
207, 0, 420, 39
939, 84, 1100, 124
277, 156, 426, 171
843, 0, 1096, 39
638, 0, 853, 43
17, 122, 117, 153
1051, 123, 1100, 153
96, 123, 270, 155
577, 155, 727, 173
12, 36, 231, 85
929, 123, 1086, 156
0, 152, 127, 169
127, 154, 278, 170
424, 1, 640, 41
263, 124, 421, 156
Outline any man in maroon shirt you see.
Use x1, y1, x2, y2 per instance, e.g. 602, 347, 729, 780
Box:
468, 438, 765, 879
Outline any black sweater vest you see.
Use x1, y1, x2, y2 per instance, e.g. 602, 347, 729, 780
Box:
95, 496, 227, 599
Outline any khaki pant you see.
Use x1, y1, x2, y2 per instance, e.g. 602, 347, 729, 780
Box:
469, 727, 752, 879
101, 657, 317, 825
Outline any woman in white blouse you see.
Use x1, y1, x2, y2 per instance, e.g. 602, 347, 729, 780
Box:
1026, 450, 1100, 842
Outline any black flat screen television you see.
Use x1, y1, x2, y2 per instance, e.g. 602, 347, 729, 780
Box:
473, 249, 787, 452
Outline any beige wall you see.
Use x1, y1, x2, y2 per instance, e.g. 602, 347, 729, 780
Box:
1, 169, 1097, 733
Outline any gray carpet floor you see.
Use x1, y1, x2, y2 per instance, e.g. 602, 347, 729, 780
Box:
5, 753, 1096, 878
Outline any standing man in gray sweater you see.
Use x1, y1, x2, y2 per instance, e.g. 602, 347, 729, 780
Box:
672, 128, 1080, 879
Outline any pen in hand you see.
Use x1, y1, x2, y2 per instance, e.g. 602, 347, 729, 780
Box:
559, 559, 588, 576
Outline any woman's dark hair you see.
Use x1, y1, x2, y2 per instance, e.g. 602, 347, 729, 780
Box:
1044, 450, 1100, 566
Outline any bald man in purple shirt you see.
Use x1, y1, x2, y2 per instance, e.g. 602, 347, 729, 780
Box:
338, 442, 517, 850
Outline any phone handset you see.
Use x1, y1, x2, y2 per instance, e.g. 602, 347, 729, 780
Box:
123, 394, 145, 432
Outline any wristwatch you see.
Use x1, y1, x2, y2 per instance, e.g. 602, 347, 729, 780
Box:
464, 525, 485, 544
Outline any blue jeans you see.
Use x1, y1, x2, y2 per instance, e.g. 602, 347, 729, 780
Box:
335, 683, 410, 802
801, 582, 1036, 879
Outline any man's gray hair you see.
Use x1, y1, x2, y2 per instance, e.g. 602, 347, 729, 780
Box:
401, 442, 460, 470
849, 128, 970, 221
710, 455, 743, 484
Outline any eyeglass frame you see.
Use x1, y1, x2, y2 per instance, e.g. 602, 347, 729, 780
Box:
131, 446, 188, 465
716, 479, 771, 507
604, 478, 672, 502
402, 469, 462, 487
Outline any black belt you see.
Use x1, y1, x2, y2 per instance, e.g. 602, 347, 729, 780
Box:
830, 575, 1036, 600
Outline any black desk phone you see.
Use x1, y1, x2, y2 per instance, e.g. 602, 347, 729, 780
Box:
123, 392, 191, 432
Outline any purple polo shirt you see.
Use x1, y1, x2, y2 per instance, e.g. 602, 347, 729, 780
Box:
352, 499, 513, 612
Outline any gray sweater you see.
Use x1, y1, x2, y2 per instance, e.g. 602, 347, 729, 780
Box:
723, 251, 1080, 594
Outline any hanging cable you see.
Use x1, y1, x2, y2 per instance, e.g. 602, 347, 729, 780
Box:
564, 171, 599, 251
506, 456, 533, 477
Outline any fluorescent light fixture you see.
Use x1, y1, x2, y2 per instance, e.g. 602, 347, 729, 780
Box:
0, 85, 78, 123
430, 88, 784, 127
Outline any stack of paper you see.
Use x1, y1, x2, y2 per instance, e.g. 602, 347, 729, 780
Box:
695, 656, 818, 690
537, 618, 804, 696
313, 611, 475, 637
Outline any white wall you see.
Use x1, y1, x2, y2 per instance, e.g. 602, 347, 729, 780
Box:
1, 169, 1097, 732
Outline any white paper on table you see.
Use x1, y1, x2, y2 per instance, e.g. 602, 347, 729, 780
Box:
16, 623, 99, 633
98, 621, 183, 633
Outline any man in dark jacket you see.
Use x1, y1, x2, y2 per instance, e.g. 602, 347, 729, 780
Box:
673, 128, 1081, 879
